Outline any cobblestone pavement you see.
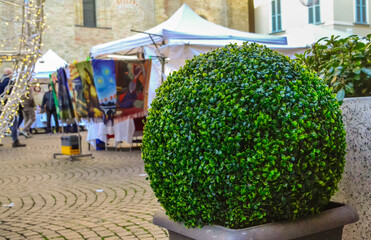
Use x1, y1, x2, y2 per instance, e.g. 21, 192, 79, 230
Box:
0, 132, 168, 240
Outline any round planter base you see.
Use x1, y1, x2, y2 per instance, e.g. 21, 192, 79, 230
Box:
153, 202, 358, 240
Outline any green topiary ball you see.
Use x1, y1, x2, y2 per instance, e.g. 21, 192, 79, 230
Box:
142, 43, 346, 229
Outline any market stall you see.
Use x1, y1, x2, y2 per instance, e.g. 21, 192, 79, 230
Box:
40, 58, 151, 149
19, 49, 68, 132
86, 4, 290, 149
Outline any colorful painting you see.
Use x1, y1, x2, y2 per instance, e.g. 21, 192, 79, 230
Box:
68, 63, 88, 119
115, 60, 151, 121
65, 67, 76, 117
92, 59, 116, 121
57, 68, 74, 120
75, 61, 103, 119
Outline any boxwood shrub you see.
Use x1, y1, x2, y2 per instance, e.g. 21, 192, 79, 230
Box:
142, 42, 346, 229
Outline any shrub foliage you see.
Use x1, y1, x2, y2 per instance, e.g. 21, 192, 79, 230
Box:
142, 43, 347, 229
295, 34, 371, 101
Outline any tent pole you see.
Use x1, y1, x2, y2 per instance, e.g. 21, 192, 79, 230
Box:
161, 56, 165, 84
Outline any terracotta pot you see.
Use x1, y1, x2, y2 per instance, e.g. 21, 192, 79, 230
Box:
153, 202, 358, 240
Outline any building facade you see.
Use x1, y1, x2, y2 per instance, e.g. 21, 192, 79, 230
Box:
42, 0, 254, 63
254, 0, 371, 37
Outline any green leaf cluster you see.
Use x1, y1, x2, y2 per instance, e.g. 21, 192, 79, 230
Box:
142, 42, 347, 229
295, 34, 371, 101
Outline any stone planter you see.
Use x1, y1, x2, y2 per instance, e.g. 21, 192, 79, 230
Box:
153, 202, 358, 240
332, 97, 371, 240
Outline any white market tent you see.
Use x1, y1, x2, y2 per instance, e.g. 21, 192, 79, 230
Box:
90, 4, 287, 58
34, 49, 67, 79
91, 4, 290, 106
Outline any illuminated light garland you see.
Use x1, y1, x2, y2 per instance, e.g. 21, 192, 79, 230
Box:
0, 0, 46, 140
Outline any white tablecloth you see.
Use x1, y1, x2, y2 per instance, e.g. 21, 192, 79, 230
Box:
19, 112, 87, 129
86, 119, 135, 148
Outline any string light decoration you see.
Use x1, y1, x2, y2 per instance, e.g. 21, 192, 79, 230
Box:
0, 0, 46, 141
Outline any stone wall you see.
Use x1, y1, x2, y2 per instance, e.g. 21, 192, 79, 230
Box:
41, 0, 253, 63
0, 3, 27, 53
226, 0, 251, 32
42, 0, 155, 62
332, 97, 371, 240
43, 0, 77, 62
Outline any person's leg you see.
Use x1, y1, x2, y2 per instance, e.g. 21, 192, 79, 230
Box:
28, 109, 36, 135
19, 109, 29, 137
66, 124, 71, 133
0, 111, 2, 146
46, 110, 52, 133
11, 116, 18, 143
52, 110, 59, 133
0, 110, 2, 145
23, 108, 36, 133
22, 109, 29, 130
11, 116, 25, 147
17, 109, 24, 128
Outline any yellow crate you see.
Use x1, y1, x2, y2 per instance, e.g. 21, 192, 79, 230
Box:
61, 146, 80, 155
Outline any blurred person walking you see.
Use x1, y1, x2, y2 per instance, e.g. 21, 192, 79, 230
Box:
41, 84, 59, 134
0, 68, 26, 147
20, 88, 36, 137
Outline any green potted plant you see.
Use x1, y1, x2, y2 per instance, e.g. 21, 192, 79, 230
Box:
295, 34, 371, 101
142, 42, 358, 240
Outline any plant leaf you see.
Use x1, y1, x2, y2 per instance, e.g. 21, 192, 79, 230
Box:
352, 67, 361, 74
336, 88, 345, 101
334, 66, 343, 76
345, 83, 354, 94
361, 68, 371, 76
331, 76, 337, 84
332, 82, 341, 87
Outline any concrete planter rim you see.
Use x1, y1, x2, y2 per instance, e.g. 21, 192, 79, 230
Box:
342, 96, 371, 101
153, 202, 359, 240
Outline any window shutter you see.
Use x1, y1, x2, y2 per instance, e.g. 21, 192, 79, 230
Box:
83, 0, 96, 27
272, 0, 276, 32
356, 0, 367, 24
361, 0, 366, 23
308, 6, 314, 24
315, 4, 320, 23
308, 0, 320, 24
271, 0, 282, 32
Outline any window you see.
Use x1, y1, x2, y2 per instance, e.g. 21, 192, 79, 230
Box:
308, 0, 321, 24
74, 0, 111, 28
83, 0, 96, 27
355, 0, 367, 24
271, 0, 282, 33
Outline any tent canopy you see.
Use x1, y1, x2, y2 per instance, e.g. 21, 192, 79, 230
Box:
34, 49, 67, 79
90, 4, 287, 57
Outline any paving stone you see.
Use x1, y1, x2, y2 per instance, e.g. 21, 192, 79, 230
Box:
0, 132, 168, 239
22, 231, 41, 237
